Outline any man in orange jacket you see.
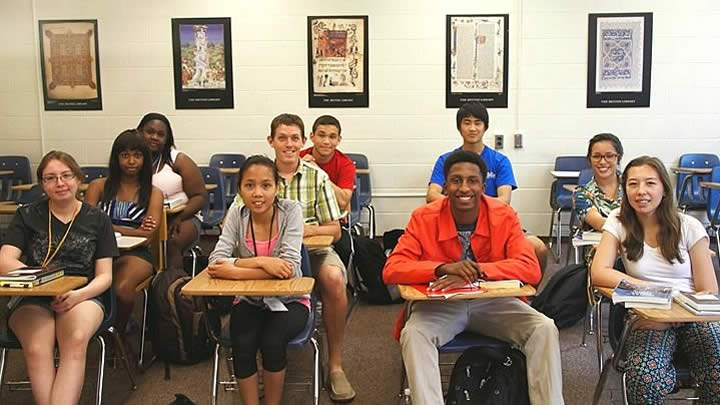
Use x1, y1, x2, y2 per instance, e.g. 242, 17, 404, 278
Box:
383, 151, 564, 405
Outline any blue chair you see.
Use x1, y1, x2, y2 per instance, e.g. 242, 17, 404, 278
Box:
207, 245, 321, 405
0, 156, 32, 203
0, 290, 136, 404
706, 166, 720, 254
346, 153, 375, 239
548, 156, 588, 262
209, 153, 245, 209
16, 184, 44, 205
81, 166, 110, 184
675, 153, 720, 212
199, 166, 227, 230
566, 167, 595, 263
399, 331, 510, 402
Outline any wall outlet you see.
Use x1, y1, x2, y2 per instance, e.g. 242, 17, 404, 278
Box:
514, 133, 523, 148
494, 134, 504, 149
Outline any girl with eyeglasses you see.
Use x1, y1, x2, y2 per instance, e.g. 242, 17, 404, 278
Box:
591, 156, 720, 404
85, 130, 163, 343
574, 133, 625, 231
207, 155, 308, 405
0, 151, 117, 405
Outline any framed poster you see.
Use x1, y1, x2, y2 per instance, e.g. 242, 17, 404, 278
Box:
38, 20, 102, 110
171, 17, 233, 109
446, 14, 509, 108
587, 13, 653, 108
307, 16, 369, 108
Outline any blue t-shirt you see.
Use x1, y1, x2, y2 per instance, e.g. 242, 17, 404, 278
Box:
429, 146, 518, 197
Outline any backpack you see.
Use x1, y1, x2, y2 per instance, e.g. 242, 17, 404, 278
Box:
149, 266, 213, 364
334, 231, 403, 305
531, 263, 588, 329
445, 346, 530, 405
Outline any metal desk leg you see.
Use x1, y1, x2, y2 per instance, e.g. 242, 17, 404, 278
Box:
595, 298, 604, 373
592, 313, 640, 405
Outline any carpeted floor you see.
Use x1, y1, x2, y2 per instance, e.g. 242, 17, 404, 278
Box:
1, 237, 711, 404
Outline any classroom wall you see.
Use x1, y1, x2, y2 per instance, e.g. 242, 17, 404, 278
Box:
1, 0, 719, 235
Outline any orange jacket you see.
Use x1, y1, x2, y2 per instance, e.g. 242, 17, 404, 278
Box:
383, 196, 540, 339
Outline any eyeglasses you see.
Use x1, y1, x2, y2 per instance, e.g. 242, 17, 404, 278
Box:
42, 172, 75, 184
590, 153, 618, 162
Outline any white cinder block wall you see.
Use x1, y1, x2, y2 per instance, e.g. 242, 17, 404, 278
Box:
1, 0, 719, 235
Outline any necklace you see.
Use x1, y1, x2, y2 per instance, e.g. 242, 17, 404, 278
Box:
249, 205, 277, 257
42, 201, 80, 267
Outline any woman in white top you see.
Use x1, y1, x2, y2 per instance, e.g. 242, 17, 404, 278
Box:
591, 156, 720, 404
136, 113, 207, 268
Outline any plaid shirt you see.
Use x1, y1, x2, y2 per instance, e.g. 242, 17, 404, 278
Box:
233, 159, 345, 225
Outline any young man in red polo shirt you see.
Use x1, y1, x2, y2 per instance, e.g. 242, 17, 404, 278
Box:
300, 115, 356, 212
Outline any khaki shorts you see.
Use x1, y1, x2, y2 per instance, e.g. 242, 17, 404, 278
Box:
308, 247, 347, 283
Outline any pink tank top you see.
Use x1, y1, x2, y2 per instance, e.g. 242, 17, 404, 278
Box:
152, 149, 187, 200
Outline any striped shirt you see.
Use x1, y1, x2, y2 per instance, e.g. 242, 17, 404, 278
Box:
233, 160, 345, 225
99, 199, 147, 228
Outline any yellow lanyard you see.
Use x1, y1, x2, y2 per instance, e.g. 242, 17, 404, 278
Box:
42, 202, 80, 267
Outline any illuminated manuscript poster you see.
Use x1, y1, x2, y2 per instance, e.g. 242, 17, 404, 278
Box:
38, 20, 102, 110
171, 18, 234, 109
587, 13, 652, 108
307, 16, 368, 108
446, 15, 509, 108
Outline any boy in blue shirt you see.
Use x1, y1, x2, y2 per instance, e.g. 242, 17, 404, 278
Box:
427, 102, 548, 271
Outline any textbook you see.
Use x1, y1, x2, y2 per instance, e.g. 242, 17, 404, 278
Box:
421, 279, 523, 299
580, 231, 602, 242
164, 194, 188, 209
674, 293, 720, 312
0, 265, 65, 288
612, 279, 675, 310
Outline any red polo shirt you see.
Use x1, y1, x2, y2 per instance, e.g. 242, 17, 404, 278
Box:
300, 148, 356, 190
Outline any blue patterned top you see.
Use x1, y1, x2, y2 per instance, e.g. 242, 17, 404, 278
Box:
99, 200, 147, 228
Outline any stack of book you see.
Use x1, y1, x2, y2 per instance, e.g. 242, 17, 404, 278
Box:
612, 279, 675, 310
674, 293, 720, 316
0, 265, 65, 288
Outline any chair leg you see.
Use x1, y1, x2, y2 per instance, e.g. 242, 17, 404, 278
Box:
111, 329, 137, 390
311, 336, 320, 405
96, 335, 107, 405
621, 371, 629, 405
0, 348, 7, 401
555, 208, 562, 261
547, 207, 556, 250
211, 343, 220, 405
138, 288, 148, 369
595, 300, 604, 373
368, 205, 376, 239
592, 357, 615, 405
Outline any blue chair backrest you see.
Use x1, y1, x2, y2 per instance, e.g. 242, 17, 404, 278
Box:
345, 153, 372, 206
707, 167, 720, 226
578, 168, 594, 186
81, 166, 109, 183
209, 153, 245, 207
199, 166, 226, 226
551, 156, 588, 209
0, 156, 32, 202
348, 187, 361, 227
676, 153, 720, 204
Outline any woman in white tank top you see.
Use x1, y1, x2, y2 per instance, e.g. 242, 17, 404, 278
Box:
137, 112, 207, 268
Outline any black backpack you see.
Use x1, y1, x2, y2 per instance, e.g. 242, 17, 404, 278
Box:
149, 266, 213, 365
531, 263, 588, 329
334, 231, 402, 305
445, 346, 530, 405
